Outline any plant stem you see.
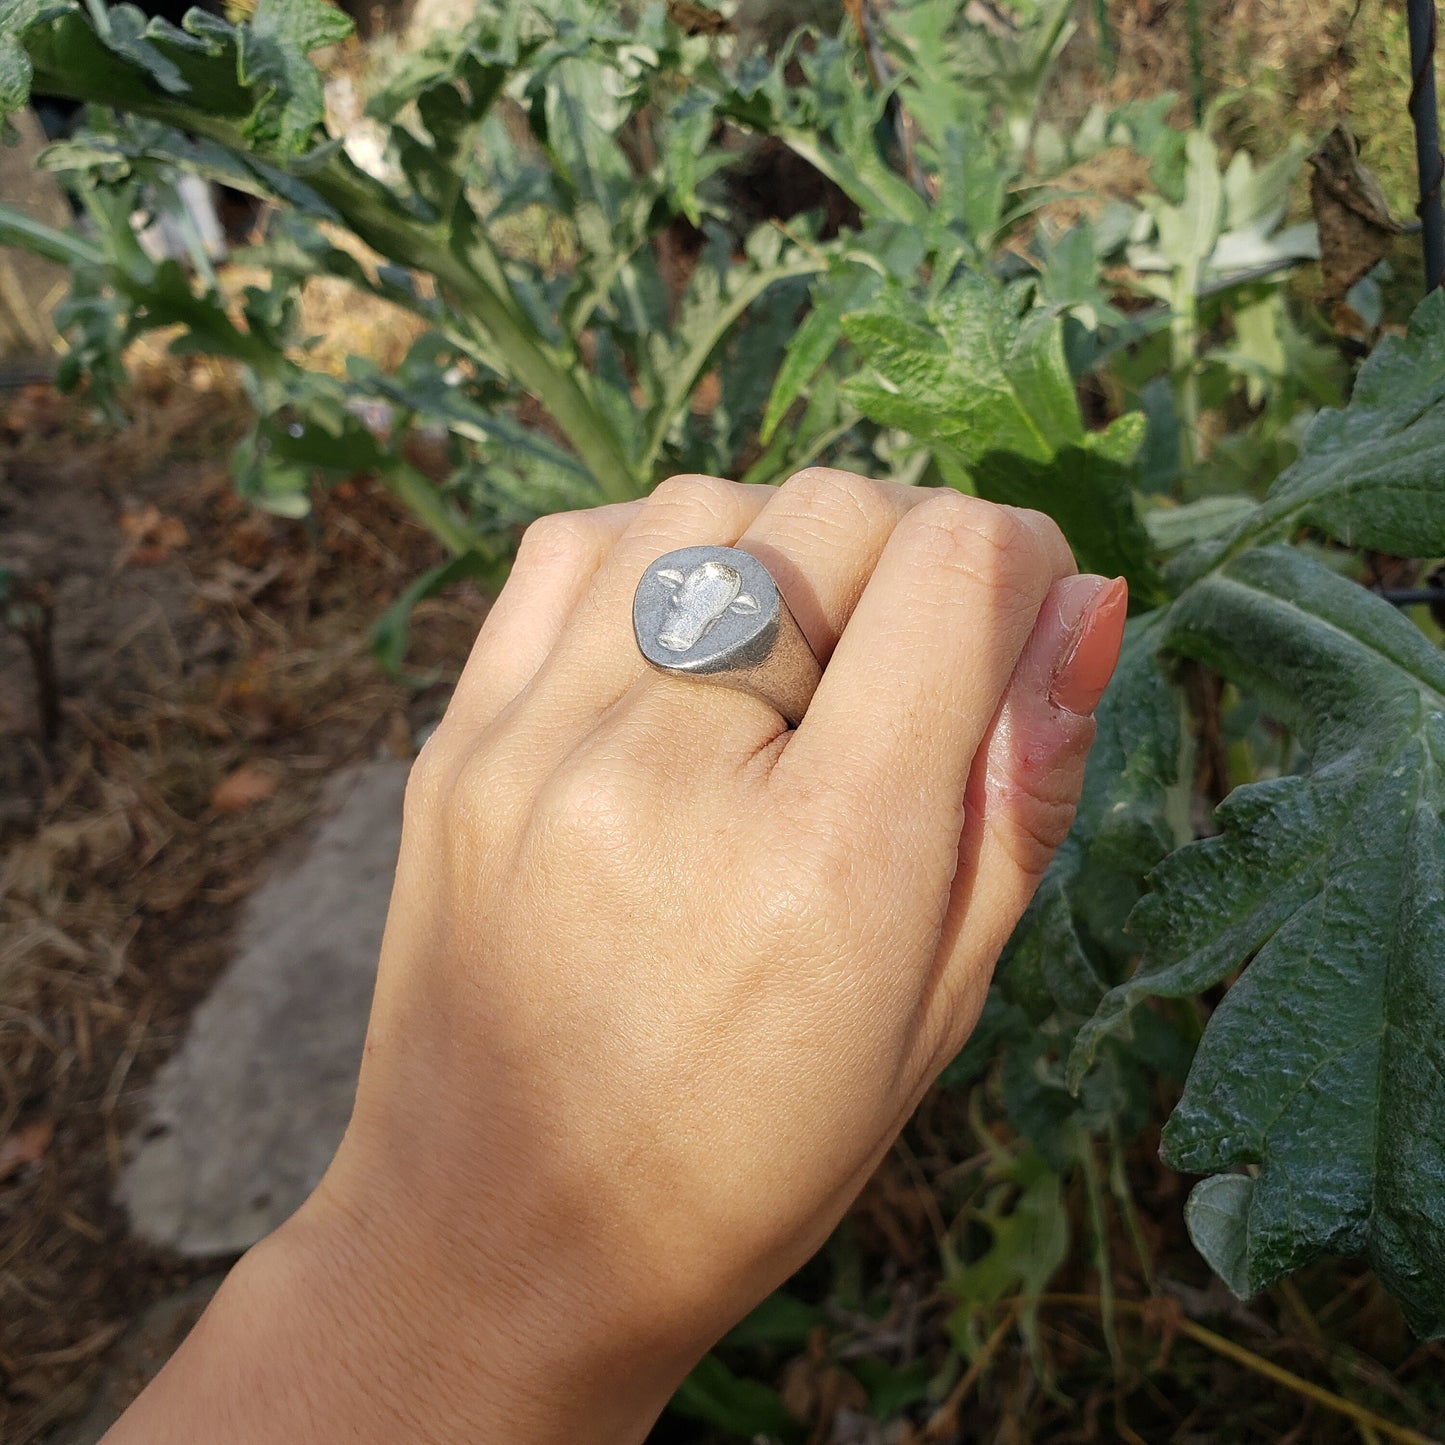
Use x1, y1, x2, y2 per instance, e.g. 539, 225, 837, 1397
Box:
1185, 0, 1206, 125
373, 453, 478, 558
304, 166, 643, 504
1038, 1294, 1441, 1445
1093, 0, 1116, 77
17, 62, 645, 505
1406, 0, 1445, 291
638, 251, 823, 475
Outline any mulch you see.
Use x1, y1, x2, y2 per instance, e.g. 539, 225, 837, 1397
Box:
0, 362, 483, 1443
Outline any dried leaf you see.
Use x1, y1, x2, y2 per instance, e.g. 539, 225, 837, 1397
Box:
209, 762, 280, 813
0, 1118, 54, 1181
117, 502, 189, 567
1308, 124, 1403, 304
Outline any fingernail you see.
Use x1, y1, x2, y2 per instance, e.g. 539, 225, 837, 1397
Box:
1047, 575, 1128, 716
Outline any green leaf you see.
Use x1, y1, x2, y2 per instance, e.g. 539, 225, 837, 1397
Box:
0, 0, 40, 115
371, 551, 498, 674
669, 1353, 799, 1441
1215, 288, 1445, 564
947, 1150, 1070, 1364
760, 254, 896, 445
842, 273, 1163, 596
233, 0, 353, 151
1183, 1173, 1253, 1299
1075, 546, 1445, 1337
722, 1290, 826, 1350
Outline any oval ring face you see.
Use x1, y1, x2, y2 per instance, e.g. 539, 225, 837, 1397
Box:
633, 546, 781, 675
654, 560, 760, 652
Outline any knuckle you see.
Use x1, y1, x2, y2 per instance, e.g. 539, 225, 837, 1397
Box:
987, 766, 1085, 884
1010, 505, 1075, 572
515, 510, 599, 571
742, 841, 847, 947
648, 472, 739, 520
778, 466, 894, 527
403, 733, 453, 824
903, 494, 1040, 609
529, 761, 643, 857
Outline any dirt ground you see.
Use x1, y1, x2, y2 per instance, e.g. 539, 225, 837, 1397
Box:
0, 363, 482, 1442
0, 0, 1441, 1439
3, 377, 1442, 1445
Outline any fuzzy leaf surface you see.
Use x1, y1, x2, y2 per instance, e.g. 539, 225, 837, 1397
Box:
1212, 287, 1445, 563
1075, 546, 1445, 1336
841, 275, 1162, 596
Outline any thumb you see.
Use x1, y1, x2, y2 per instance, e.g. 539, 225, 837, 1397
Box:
928, 574, 1128, 1049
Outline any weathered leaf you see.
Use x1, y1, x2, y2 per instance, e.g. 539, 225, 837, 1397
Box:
1076, 546, 1445, 1336
842, 272, 1163, 596
1213, 287, 1445, 562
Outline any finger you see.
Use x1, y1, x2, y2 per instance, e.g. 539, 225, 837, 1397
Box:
776, 494, 1076, 896
439, 502, 645, 744
736, 468, 932, 663
491, 475, 775, 773
599, 469, 933, 767
922, 573, 1128, 1061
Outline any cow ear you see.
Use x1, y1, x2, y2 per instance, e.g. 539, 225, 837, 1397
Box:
657, 569, 685, 590
730, 592, 760, 614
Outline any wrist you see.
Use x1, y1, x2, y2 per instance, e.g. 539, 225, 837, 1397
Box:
106, 1165, 695, 1445
283, 1143, 704, 1444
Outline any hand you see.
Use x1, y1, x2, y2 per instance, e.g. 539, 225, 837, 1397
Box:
106, 469, 1126, 1444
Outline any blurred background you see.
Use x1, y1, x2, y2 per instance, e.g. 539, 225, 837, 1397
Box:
2, 0, 1444, 1441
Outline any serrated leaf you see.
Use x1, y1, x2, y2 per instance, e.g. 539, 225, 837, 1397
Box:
233, 0, 352, 151
1215, 288, 1445, 562
0, 0, 40, 115
842, 272, 1163, 596
1075, 545, 1445, 1336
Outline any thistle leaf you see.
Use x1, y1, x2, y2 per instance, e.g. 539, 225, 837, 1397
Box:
841, 274, 1163, 596
1075, 546, 1445, 1337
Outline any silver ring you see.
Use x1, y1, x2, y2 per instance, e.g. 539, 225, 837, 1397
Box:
633, 546, 822, 727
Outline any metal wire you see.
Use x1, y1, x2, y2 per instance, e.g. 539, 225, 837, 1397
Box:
1407, 0, 1445, 290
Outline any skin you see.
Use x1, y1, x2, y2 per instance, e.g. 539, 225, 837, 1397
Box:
104, 469, 1127, 1444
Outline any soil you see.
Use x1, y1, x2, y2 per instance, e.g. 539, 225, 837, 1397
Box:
0, 363, 483, 1443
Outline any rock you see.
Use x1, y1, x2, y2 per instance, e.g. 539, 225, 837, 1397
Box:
119, 761, 408, 1255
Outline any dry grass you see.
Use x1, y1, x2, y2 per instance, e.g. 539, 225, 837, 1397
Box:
0, 359, 483, 1442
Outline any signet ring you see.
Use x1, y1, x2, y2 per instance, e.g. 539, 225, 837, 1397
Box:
633, 546, 822, 727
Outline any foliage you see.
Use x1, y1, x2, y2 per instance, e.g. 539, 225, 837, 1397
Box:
3, 0, 1444, 1432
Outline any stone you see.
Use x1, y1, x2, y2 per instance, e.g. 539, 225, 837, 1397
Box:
118, 761, 408, 1255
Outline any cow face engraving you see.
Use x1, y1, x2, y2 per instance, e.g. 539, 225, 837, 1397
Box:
655, 560, 759, 652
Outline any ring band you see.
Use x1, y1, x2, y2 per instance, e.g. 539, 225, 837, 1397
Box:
633, 545, 822, 727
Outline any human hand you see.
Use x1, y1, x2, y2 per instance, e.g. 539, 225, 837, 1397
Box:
107, 469, 1126, 1445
